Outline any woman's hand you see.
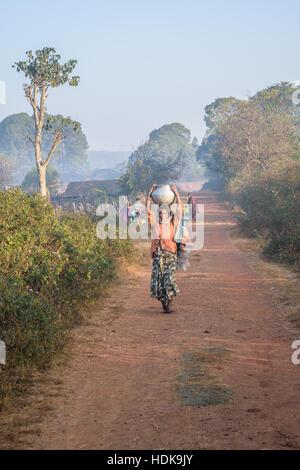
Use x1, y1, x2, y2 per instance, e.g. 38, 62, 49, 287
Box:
171, 184, 183, 218
147, 184, 157, 214
148, 184, 157, 198
147, 184, 157, 225
171, 184, 180, 199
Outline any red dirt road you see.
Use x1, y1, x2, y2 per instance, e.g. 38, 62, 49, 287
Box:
30, 191, 300, 449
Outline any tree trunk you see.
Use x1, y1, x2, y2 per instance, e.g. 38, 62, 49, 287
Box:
35, 131, 47, 198
37, 162, 47, 198
33, 85, 48, 198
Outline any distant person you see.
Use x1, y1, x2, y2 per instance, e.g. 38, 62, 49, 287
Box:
128, 200, 136, 222
135, 211, 147, 229
187, 193, 197, 223
129, 197, 144, 222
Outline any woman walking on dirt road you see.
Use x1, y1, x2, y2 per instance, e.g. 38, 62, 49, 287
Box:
146, 184, 184, 314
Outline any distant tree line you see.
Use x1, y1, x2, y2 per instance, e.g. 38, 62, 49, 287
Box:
197, 82, 300, 264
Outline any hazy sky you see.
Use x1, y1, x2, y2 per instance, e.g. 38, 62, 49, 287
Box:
0, 0, 299, 151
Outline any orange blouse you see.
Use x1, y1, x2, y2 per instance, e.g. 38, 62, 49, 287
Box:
147, 208, 181, 257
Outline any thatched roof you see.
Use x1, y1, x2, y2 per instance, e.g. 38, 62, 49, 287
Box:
63, 179, 121, 197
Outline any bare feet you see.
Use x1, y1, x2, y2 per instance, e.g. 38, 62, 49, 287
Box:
163, 299, 173, 313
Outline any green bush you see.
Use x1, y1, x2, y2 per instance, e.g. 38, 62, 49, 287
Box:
0, 188, 134, 408
230, 166, 300, 264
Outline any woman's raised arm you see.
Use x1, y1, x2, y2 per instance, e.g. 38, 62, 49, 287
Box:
146, 184, 157, 225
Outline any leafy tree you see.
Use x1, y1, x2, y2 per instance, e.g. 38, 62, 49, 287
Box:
0, 112, 88, 183
191, 136, 199, 149
197, 82, 300, 266
13, 47, 80, 197
148, 123, 196, 160
22, 166, 59, 195
197, 97, 245, 174
203, 97, 243, 134
53, 119, 88, 181
0, 113, 34, 165
120, 122, 196, 194
250, 81, 300, 137
120, 145, 185, 195
250, 81, 295, 113
149, 122, 191, 143
197, 88, 299, 182
217, 101, 298, 180
0, 153, 12, 187
196, 134, 220, 172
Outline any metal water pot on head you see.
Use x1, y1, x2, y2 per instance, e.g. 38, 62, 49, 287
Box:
151, 184, 175, 205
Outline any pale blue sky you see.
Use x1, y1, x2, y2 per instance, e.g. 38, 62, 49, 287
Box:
0, 0, 299, 150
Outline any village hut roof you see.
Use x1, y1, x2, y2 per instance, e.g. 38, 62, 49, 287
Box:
63, 179, 121, 197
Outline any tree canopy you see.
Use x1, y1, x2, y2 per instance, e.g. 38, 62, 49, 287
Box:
120, 122, 197, 194
0, 153, 12, 188
0, 112, 88, 183
197, 82, 300, 186
13, 47, 79, 89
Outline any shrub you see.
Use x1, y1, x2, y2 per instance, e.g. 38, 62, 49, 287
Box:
0, 188, 133, 408
230, 166, 300, 264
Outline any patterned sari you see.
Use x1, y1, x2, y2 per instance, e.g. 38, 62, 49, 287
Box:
150, 243, 180, 303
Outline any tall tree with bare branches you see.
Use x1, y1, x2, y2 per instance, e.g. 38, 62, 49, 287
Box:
13, 47, 80, 197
